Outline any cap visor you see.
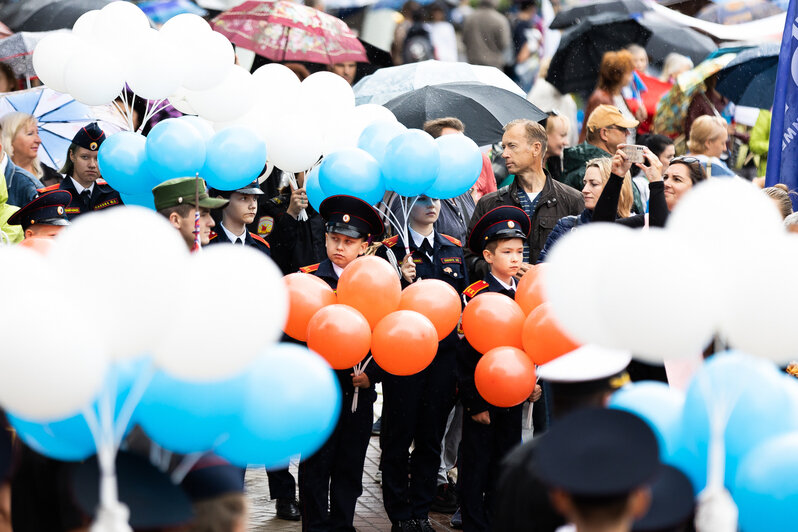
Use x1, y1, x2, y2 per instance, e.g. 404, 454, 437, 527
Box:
618, 117, 639, 128
199, 197, 230, 209
326, 225, 366, 239
38, 218, 70, 226
235, 187, 264, 195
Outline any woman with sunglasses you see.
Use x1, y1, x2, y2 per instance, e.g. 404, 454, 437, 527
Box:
592, 149, 707, 227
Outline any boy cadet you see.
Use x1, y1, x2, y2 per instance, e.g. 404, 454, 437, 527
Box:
41, 122, 123, 219
207, 180, 271, 255
152, 177, 228, 251
297, 195, 384, 532
7, 190, 71, 239
375, 195, 468, 532
456, 205, 542, 532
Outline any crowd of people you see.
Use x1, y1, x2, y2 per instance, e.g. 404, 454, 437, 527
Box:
0, 0, 789, 531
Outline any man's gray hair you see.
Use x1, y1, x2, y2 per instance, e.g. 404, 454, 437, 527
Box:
504, 119, 547, 154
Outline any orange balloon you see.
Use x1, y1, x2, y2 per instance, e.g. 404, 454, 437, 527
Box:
18, 237, 53, 255
398, 279, 462, 341
461, 292, 525, 354
337, 256, 402, 329
516, 263, 548, 315
283, 273, 337, 341
371, 310, 438, 376
522, 302, 580, 365
307, 304, 372, 369
475, 346, 537, 407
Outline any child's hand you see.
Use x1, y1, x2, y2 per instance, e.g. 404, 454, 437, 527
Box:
401, 254, 416, 283
352, 373, 370, 389
529, 384, 542, 402
471, 411, 491, 425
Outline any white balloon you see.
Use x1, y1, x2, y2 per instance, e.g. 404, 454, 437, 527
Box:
32, 33, 86, 93
186, 64, 256, 123
179, 115, 216, 141
126, 29, 183, 100
72, 10, 100, 39
160, 13, 212, 40
153, 245, 288, 382
48, 207, 190, 361
252, 63, 303, 119
353, 104, 397, 126
720, 235, 798, 364
168, 87, 197, 115
263, 109, 324, 173
0, 247, 109, 421
64, 50, 125, 105
321, 104, 398, 156
300, 71, 356, 116
165, 28, 234, 92
92, 1, 151, 59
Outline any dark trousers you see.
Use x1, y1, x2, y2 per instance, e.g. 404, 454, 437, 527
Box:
381, 352, 457, 522
267, 468, 296, 499
459, 405, 522, 532
298, 390, 374, 532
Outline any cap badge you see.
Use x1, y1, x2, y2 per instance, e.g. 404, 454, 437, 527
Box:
343, 214, 350, 222
89, 142, 98, 151
507, 221, 515, 228
57, 206, 64, 215
178, 197, 183, 204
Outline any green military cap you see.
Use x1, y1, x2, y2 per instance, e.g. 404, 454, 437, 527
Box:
152, 177, 229, 211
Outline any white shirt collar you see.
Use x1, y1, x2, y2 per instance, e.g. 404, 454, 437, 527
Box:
409, 226, 434, 250
332, 262, 344, 278
70, 176, 94, 195
491, 273, 517, 291
220, 222, 246, 244
0, 153, 7, 176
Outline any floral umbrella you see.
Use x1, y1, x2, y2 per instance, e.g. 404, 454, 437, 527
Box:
211, 0, 367, 65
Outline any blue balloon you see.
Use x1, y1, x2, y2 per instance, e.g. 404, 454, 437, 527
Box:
305, 165, 327, 212
145, 118, 206, 182
215, 344, 341, 468
203, 126, 267, 191
382, 130, 440, 197
134, 370, 246, 455
179, 115, 215, 141
609, 381, 684, 461
357, 121, 407, 165
120, 192, 156, 210
734, 433, 798, 532
8, 411, 96, 461
98, 131, 156, 195
425, 134, 483, 199
318, 148, 384, 206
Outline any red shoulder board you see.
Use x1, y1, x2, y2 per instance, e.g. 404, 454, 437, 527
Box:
299, 263, 320, 273
441, 234, 461, 246
209, 231, 218, 241
96, 179, 108, 186
249, 232, 270, 248
382, 235, 399, 248
463, 280, 489, 298
38, 184, 59, 193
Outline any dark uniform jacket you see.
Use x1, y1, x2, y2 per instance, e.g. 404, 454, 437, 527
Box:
464, 172, 583, 279
456, 274, 517, 416
206, 225, 271, 256
261, 193, 326, 275
41, 177, 123, 220
299, 259, 382, 399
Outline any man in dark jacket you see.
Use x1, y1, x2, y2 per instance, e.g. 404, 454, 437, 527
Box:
465, 119, 583, 281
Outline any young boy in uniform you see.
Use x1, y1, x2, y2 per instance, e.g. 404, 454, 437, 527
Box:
207, 180, 270, 256
297, 194, 384, 532
7, 190, 71, 239
152, 177, 228, 251
457, 205, 541, 532
375, 195, 468, 532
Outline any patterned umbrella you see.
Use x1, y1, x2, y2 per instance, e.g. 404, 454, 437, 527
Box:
0, 30, 67, 81
211, 0, 367, 65
697, 0, 783, 24
0, 86, 126, 170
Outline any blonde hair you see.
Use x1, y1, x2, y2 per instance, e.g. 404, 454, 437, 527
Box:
0, 112, 42, 178
546, 114, 570, 136
687, 115, 726, 155
660, 53, 693, 83
585, 157, 633, 218
189, 493, 247, 532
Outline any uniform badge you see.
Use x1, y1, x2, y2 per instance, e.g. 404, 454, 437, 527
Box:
258, 216, 274, 235
89, 142, 98, 151
443, 267, 452, 274
508, 221, 515, 228
57, 206, 64, 215
343, 214, 350, 222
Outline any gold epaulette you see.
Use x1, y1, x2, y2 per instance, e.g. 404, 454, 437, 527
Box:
299, 263, 320, 273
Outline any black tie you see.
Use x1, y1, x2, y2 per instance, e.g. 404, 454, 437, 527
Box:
419, 239, 433, 259
237, 238, 245, 245
502, 288, 516, 298
80, 189, 91, 206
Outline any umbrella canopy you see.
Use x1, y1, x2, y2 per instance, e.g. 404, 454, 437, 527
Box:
1, 0, 112, 32
139, 0, 208, 25
211, 0, 367, 65
697, 0, 783, 24
0, 30, 68, 81
550, 0, 650, 29
716, 43, 779, 109
0, 87, 126, 170
354, 60, 525, 105
384, 82, 546, 146
546, 12, 716, 96
652, 53, 736, 138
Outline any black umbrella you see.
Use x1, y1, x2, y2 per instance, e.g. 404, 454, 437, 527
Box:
549, 0, 650, 30
383, 82, 546, 146
638, 13, 716, 68
2, 0, 112, 32
355, 38, 393, 84
546, 13, 651, 96
716, 43, 779, 109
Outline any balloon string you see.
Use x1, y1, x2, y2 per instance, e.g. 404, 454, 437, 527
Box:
378, 200, 405, 238
138, 98, 168, 133
113, 361, 155, 447
111, 100, 133, 132
171, 452, 205, 484
288, 173, 308, 221
119, 89, 133, 132
351, 356, 373, 413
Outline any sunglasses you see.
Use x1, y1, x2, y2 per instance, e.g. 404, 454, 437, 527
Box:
669, 156, 701, 165
605, 125, 631, 135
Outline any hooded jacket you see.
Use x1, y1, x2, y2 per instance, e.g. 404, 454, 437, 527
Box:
0, 168, 23, 244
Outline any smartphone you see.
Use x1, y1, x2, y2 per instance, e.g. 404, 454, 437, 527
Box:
623, 145, 645, 164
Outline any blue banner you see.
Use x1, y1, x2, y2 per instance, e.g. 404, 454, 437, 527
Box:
766, 1, 798, 198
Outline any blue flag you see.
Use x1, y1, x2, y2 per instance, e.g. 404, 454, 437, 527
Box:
766, 0, 798, 197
